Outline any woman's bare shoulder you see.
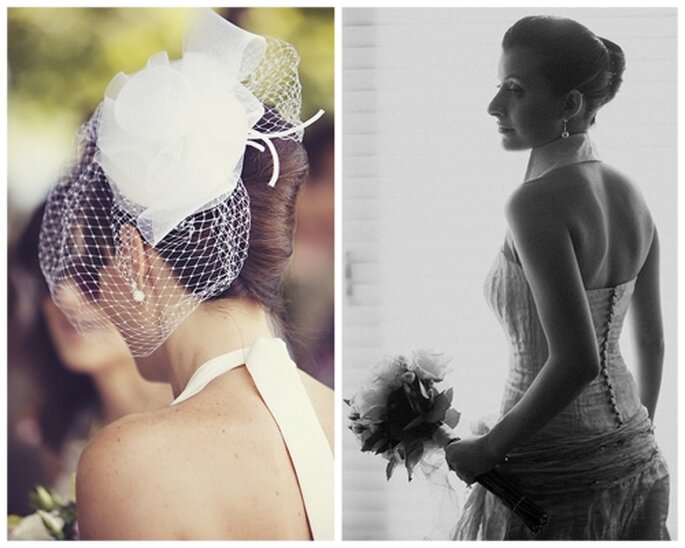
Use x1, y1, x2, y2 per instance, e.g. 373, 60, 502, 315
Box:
505, 177, 565, 232
79, 405, 183, 463
76, 406, 252, 539
75, 408, 193, 538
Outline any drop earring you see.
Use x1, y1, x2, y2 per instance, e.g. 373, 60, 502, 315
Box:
561, 119, 570, 139
131, 282, 145, 303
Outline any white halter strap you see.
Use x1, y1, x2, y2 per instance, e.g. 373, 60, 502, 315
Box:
171, 337, 334, 540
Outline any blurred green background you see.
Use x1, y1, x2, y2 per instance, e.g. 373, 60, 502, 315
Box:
7, 7, 334, 240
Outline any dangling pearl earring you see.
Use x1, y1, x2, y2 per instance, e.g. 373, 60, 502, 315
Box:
561, 119, 570, 139
131, 282, 145, 303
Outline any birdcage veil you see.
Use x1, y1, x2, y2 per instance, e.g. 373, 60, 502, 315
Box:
39, 8, 323, 357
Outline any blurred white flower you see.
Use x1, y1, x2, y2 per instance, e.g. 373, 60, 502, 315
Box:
9, 513, 53, 541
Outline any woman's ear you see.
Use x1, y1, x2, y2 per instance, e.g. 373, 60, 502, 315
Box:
562, 90, 585, 121
118, 224, 149, 292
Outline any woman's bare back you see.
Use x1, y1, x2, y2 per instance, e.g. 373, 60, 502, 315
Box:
526, 161, 655, 290
77, 365, 333, 540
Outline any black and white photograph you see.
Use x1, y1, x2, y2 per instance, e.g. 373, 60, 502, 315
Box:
343, 7, 677, 540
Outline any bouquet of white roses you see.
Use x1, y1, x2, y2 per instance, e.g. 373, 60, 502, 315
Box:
346, 350, 547, 535
8, 485, 78, 540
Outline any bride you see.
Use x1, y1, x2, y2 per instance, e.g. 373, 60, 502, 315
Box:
446, 16, 669, 540
38, 9, 333, 540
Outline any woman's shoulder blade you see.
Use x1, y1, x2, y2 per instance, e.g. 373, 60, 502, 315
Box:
508, 162, 648, 225
76, 407, 266, 539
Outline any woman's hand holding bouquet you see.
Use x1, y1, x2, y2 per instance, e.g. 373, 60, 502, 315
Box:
346, 350, 547, 534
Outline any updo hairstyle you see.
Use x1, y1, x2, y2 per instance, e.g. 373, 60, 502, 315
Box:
67, 107, 308, 328
503, 16, 625, 123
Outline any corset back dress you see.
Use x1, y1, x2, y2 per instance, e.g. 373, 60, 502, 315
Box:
453, 135, 669, 540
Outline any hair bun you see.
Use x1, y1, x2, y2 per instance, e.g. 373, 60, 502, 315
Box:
599, 36, 625, 98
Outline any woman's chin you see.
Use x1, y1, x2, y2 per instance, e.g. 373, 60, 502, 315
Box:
498, 133, 528, 151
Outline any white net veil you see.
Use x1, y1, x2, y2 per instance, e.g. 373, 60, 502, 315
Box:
39, 8, 322, 357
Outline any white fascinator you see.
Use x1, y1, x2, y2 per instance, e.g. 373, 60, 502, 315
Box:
39, 8, 323, 356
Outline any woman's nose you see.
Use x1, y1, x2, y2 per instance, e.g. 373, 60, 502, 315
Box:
487, 89, 504, 117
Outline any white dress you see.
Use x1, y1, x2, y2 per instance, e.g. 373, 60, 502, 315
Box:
171, 336, 334, 540
454, 134, 669, 540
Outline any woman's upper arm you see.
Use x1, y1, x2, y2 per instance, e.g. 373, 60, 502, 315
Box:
505, 185, 599, 373
630, 228, 663, 347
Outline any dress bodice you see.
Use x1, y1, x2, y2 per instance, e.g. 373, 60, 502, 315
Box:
484, 237, 644, 438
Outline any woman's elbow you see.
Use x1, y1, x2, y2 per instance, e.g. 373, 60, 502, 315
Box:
637, 335, 665, 357
557, 350, 600, 386
579, 357, 601, 384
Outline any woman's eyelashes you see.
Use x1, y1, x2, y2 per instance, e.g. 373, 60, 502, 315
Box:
505, 83, 523, 96
496, 81, 523, 96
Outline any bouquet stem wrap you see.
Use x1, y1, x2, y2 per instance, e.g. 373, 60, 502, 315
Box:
433, 424, 547, 535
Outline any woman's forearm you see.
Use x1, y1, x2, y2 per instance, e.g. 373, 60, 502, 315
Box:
635, 341, 664, 419
484, 355, 597, 460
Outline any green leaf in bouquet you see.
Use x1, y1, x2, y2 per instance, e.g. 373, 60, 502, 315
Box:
361, 404, 387, 421
398, 428, 432, 447
424, 389, 453, 423
427, 385, 438, 403
30, 486, 59, 512
386, 455, 399, 480
36, 510, 65, 540
443, 387, 454, 404
404, 440, 425, 481
386, 388, 420, 435
444, 407, 461, 428
417, 377, 430, 400
361, 430, 384, 452
402, 386, 421, 415
375, 438, 394, 454
401, 415, 426, 432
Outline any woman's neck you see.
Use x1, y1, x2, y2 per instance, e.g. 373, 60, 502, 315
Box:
91, 363, 171, 424
524, 132, 598, 182
156, 298, 275, 398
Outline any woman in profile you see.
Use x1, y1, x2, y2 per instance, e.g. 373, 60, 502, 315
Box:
38, 8, 333, 540
446, 16, 669, 540
9, 205, 171, 517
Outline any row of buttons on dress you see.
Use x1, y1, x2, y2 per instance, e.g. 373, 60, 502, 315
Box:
599, 288, 624, 427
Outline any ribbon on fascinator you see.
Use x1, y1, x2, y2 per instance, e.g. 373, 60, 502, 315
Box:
96, 8, 324, 246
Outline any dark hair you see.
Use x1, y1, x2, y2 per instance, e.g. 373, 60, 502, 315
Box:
63, 107, 308, 330
218, 137, 308, 320
502, 16, 625, 123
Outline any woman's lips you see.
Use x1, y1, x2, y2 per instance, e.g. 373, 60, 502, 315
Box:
497, 126, 514, 134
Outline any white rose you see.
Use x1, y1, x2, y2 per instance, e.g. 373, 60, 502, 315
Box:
9, 513, 54, 541
412, 349, 452, 382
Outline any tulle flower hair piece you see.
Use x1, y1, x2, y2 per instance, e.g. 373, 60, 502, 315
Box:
98, 8, 323, 246
39, 8, 323, 356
